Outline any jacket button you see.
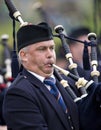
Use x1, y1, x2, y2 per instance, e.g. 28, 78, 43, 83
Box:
71, 126, 74, 129
24, 76, 27, 78
68, 116, 71, 119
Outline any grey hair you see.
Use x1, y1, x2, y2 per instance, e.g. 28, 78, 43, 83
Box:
18, 46, 29, 64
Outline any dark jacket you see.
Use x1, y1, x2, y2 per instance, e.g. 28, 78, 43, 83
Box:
0, 88, 7, 125
3, 68, 79, 130
78, 82, 101, 130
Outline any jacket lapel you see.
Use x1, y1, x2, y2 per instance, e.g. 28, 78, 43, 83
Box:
22, 69, 70, 130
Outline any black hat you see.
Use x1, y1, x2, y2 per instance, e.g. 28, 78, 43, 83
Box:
17, 22, 53, 52
68, 27, 90, 45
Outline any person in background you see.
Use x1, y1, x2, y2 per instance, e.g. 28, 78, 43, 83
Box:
67, 27, 91, 80
67, 27, 101, 82
2, 22, 79, 130
0, 34, 12, 130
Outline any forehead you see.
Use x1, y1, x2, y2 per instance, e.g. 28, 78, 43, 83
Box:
30, 40, 55, 48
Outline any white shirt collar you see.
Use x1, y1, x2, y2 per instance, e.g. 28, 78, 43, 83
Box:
28, 70, 55, 83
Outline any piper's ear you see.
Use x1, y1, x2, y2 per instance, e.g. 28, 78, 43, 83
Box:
19, 50, 28, 62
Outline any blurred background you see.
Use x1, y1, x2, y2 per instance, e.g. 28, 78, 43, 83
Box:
0, 0, 101, 39
0, 1, 101, 129
0, 0, 101, 65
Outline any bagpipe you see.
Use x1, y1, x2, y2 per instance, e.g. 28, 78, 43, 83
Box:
51, 24, 101, 130
4, 0, 101, 103
53, 25, 101, 102
3, 1, 101, 129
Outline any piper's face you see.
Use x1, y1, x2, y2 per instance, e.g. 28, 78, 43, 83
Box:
20, 40, 56, 77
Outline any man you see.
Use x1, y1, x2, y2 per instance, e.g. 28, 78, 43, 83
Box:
3, 22, 79, 130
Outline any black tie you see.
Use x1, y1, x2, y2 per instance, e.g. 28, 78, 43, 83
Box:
44, 77, 68, 113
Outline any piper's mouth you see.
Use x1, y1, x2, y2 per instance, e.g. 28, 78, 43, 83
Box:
45, 62, 54, 67
45, 63, 53, 67
50, 63, 53, 67
48, 63, 53, 67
